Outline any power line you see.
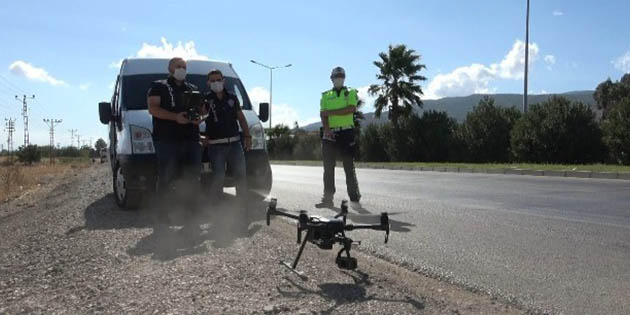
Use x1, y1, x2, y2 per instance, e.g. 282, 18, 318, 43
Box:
43, 118, 62, 164
0, 74, 29, 95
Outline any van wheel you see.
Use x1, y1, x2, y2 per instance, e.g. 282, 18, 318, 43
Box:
113, 164, 142, 210
247, 163, 272, 200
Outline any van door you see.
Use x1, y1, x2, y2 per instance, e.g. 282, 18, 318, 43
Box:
109, 75, 120, 168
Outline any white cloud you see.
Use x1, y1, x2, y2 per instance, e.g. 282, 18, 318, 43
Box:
425, 40, 540, 99
109, 59, 123, 69
248, 86, 270, 105
612, 51, 630, 73
357, 85, 377, 110
270, 103, 300, 127
248, 86, 316, 127
553, 10, 564, 16
544, 54, 556, 71
79, 83, 91, 91
8, 60, 68, 86
109, 37, 209, 69
108, 81, 116, 90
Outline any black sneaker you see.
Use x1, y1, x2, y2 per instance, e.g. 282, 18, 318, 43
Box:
316, 196, 334, 208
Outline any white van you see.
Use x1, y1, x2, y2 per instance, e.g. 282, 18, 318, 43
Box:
98, 58, 272, 209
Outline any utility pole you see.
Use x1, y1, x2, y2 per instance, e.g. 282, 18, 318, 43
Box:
43, 119, 62, 164
5, 118, 15, 163
76, 134, 81, 148
15, 94, 35, 146
89, 137, 93, 149
69, 129, 77, 147
523, 0, 530, 113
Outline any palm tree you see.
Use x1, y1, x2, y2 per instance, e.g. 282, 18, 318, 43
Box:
368, 44, 427, 127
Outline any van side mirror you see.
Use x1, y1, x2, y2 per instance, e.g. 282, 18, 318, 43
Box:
99, 102, 112, 124
258, 102, 269, 122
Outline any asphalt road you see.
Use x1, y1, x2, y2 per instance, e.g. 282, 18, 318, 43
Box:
268, 165, 630, 315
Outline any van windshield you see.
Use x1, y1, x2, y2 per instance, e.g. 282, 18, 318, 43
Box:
120, 74, 252, 110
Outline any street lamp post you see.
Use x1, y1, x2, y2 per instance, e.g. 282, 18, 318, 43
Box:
523, 0, 530, 113
250, 60, 292, 128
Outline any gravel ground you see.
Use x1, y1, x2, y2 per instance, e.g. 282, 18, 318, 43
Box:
0, 164, 525, 314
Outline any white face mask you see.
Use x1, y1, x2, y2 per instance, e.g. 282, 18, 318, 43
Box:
173, 68, 187, 81
210, 81, 224, 93
333, 78, 345, 89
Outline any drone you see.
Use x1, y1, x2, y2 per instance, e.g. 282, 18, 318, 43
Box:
266, 198, 390, 279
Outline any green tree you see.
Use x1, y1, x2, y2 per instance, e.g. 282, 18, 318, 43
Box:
602, 97, 630, 164
378, 111, 457, 162
17, 145, 42, 165
95, 138, 107, 151
594, 74, 630, 119
266, 124, 295, 160
511, 96, 605, 164
368, 44, 427, 127
359, 124, 389, 162
458, 96, 521, 162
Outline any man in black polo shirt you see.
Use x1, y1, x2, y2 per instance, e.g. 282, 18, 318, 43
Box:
202, 69, 252, 204
147, 57, 203, 227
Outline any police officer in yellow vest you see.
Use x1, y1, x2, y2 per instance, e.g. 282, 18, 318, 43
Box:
320, 66, 361, 204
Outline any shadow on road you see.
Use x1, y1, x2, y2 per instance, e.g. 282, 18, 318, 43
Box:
277, 270, 425, 314
70, 193, 268, 261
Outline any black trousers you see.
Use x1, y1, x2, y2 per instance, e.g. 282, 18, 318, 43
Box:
322, 129, 360, 200
154, 139, 202, 220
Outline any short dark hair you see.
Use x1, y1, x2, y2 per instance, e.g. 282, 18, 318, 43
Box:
207, 69, 223, 80
168, 57, 184, 69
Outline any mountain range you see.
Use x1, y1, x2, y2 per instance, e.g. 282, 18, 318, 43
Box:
300, 90, 596, 131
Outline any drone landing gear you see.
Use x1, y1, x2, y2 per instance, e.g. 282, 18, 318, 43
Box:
281, 229, 311, 279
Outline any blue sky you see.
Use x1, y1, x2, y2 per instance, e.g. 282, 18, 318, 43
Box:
1, 0, 629, 146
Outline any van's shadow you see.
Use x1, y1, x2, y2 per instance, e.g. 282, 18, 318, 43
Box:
75, 193, 268, 261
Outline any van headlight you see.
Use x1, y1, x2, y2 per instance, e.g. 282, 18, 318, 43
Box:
130, 125, 155, 154
249, 123, 265, 150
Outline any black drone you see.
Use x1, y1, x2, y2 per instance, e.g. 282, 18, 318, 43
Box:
266, 198, 390, 279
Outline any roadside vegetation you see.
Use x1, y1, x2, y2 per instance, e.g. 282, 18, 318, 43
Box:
266, 45, 630, 168
0, 139, 105, 202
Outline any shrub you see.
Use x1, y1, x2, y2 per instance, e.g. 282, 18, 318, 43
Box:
458, 96, 521, 162
379, 111, 457, 162
359, 124, 389, 162
292, 132, 322, 160
510, 96, 605, 163
17, 145, 42, 165
602, 97, 630, 164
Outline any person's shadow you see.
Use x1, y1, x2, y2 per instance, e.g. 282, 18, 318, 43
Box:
277, 270, 425, 314
69, 193, 267, 261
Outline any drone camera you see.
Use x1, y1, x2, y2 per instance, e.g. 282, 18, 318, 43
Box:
336, 256, 358, 270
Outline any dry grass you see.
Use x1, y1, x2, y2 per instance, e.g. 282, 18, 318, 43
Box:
0, 159, 90, 202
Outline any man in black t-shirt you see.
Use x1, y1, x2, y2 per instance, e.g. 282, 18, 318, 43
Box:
147, 57, 203, 228
201, 69, 252, 204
